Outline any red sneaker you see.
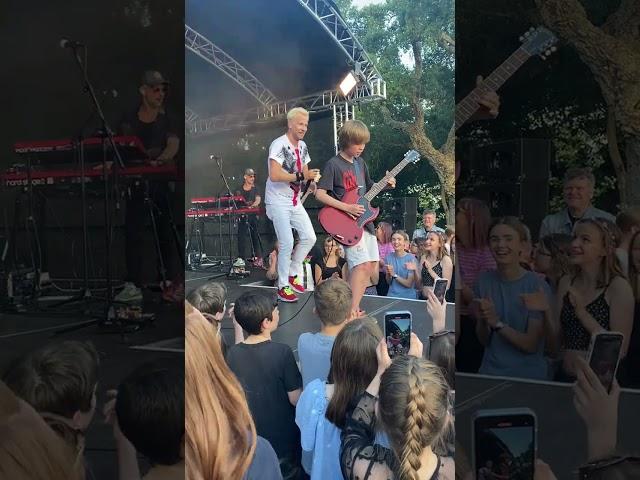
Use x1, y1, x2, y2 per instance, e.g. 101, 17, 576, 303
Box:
277, 286, 298, 302
288, 275, 305, 294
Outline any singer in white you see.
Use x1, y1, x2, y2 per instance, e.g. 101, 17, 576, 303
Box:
265, 107, 320, 302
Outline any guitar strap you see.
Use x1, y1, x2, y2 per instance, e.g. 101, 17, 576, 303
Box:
352, 157, 364, 196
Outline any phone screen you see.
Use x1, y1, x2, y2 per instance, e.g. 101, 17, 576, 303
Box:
384, 311, 412, 358
433, 279, 448, 304
589, 333, 623, 393
474, 412, 535, 480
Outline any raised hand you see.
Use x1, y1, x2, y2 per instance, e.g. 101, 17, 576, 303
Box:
304, 168, 321, 182
477, 298, 498, 327
405, 261, 417, 271
386, 264, 395, 277
520, 287, 550, 312
408, 332, 424, 358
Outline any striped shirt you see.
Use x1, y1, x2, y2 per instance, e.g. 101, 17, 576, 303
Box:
457, 246, 496, 315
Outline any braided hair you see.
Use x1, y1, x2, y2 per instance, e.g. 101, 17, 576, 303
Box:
378, 357, 450, 480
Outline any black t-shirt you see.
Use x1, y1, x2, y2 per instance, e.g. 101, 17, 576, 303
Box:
119, 109, 176, 159
317, 154, 375, 234
236, 184, 260, 206
226, 341, 302, 458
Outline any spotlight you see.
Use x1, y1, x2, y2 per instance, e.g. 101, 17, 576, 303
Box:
338, 71, 358, 96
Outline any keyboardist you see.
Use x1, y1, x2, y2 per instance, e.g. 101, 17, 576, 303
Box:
116, 70, 182, 304
235, 168, 263, 264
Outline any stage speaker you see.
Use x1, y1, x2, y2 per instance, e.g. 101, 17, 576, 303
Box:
381, 197, 417, 235
457, 138, 552, 240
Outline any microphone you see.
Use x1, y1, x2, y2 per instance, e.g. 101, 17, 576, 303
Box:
60, 38, 85, 49
209, 154, 221, 160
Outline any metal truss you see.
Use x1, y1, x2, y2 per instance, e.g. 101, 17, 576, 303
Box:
188, 80, 385, 137
185, 106, 199, 124
332, 103, 356, 154
296, 0, 383, 84
185, 25, 278, 106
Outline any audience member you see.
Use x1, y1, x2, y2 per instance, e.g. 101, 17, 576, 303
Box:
296, 317, 381, 480
473, 217, 550, 380
556, 218, 634, 380
618, 230, 640, 388
413, 209, 445, 240
113, 361, 184, 480
444, 225, 455, 255
0, 380, 85, 480
455, 198, 496, 373
615, 207, 640, 276
415, 231, 453, 300
538, 168, 615, 239
314, 236, 348, 285
340, 336, 453, 479
533, 234, 573, 293
298, 278, 354, 388
225, 292, 303, 480
385, 231, 418, 299
184, 302, 282, 480
376, 222, 394, 296
3, 341, 99, 457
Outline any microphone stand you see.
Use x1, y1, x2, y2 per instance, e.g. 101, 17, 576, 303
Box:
54, 43, 131, 337
213, 155, 240, 279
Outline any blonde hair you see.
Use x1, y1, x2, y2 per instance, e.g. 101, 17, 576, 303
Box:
575, 218, 624, 288
424, 231, 449, 261
185, 301, 257, 480
0, 381, 84, 480
287, 107, 309, 121
314, 278, 352, 326
378, 357, 449, 480
338, 120, 370, 150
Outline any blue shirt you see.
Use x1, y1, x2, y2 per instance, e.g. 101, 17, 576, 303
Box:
385, 252, 418, 299
412, 225, 445, 240
295, 379, 342, 480
474, 269, 551, 380
297, 333, 335, 388
538, 206, 615, 239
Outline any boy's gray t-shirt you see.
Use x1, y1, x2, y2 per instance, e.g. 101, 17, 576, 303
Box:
297, 332, 336, 388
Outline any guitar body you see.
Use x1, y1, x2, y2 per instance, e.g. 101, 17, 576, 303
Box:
319, 189, 380, 246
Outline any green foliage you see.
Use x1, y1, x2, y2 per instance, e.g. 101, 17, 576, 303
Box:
335, 0, 454, 222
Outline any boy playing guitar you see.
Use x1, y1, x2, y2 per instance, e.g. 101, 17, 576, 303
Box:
316, 120, 396, 315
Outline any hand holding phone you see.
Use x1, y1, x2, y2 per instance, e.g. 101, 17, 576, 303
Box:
587, 332, 623, 393
473, 408, 536, 480
384, 311, 412, 359
433, 278, 448, 304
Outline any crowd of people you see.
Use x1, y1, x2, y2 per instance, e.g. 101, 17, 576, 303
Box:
455, 168, 639, 389
262, 207, 455, 311
186, 277, 454, 480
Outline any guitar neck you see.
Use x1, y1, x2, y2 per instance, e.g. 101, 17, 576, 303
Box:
454, 47, 531, 130
364, 158, 412, 202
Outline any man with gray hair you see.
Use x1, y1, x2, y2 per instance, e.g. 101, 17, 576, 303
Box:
265, 107, 321, 302
412, 209, 445, 240
538, 167, 615, 239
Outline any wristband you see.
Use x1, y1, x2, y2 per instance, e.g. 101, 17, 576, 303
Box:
296, 171, 304, 182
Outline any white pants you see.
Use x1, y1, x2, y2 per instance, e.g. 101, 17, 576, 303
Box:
266, 203, 317, 289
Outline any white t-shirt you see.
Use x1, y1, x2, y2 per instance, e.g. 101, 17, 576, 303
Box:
265, 134, 311, 206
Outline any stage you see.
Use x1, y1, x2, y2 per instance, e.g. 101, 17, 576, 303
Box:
186, 269, 455, 359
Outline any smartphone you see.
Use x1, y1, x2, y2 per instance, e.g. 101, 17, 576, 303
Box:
433, 278, 448, 304
473, 408, 536, 480
384, 311, 412, 359
587, 331, 624, 393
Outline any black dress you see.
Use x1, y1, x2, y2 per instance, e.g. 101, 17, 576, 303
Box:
340, 392, 442, 480
421, 261, 443, 287
559, 279, 611, 351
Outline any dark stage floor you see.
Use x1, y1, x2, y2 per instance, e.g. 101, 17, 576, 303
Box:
457, 373, 640, 479
186, 269, 455, 358
0, 290, 183, 479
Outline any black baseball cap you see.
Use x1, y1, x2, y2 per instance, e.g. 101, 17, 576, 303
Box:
141, 70, 170, 87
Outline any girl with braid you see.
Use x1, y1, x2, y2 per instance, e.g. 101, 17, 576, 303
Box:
340, 334, 453, 480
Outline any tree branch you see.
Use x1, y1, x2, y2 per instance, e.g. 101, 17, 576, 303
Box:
442, 121, 455, 155
379, 104, 410, 134
603, 0, 640, 40
439, 31, 455, 54
606, 108, 628, 206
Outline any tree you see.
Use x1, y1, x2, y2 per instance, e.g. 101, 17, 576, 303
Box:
535, 0, 640, 207
337, 0, 455, 223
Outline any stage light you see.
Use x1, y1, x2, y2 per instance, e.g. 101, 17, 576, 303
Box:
339, 71, 358, 96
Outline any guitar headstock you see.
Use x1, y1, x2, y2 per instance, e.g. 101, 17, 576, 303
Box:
519, 27, 558, 60
404, 150, 420, 164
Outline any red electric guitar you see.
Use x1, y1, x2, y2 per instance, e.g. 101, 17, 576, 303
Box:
319, 150, 420, 246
